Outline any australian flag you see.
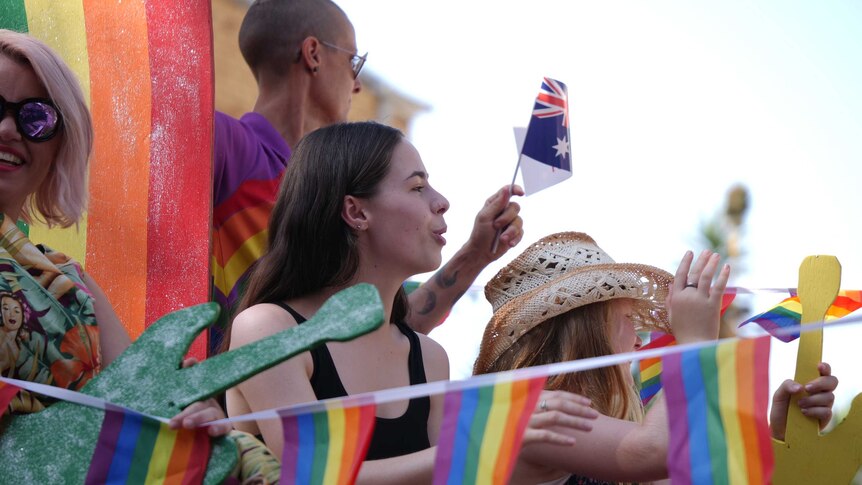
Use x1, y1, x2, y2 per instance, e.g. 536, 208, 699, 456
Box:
516, 77, 572, 195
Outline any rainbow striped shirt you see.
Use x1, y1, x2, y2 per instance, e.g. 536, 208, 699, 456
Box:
210, 112, 291, 353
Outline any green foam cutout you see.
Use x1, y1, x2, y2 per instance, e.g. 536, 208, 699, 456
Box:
0, 283, 384, 483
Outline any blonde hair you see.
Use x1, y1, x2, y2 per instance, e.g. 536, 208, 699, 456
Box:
477, 299, 644, 423
0, 29, 92, 227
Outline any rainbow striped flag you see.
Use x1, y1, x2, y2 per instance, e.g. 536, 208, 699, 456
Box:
0, 380, 21, 417
661, 337, 773, 485
85, 407, 211, 485
432, 376, 546, 485
1, 0, 213, 359
720, 288, 738, 315
280, 404, 377, 485
740, 290, 862, 342
636, 333, 676, 407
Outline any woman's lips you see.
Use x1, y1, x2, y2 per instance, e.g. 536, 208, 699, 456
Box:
433, 227, 447, 245
0, 147, 25, 168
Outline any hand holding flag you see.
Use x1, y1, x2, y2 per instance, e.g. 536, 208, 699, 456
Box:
478, 185, 526, 257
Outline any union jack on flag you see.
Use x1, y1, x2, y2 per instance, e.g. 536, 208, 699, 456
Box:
514, 77, 573, 195
533, 77, 569, 127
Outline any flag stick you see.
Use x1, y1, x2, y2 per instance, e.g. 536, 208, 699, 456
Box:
490, 151, 525, 253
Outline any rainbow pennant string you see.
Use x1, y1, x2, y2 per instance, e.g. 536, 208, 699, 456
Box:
280, 403, 377, 485
637, 333, 676, 407
0, 381, 21, 417
661, 337, 773, 485
85, 407, 211, 485
740, 290, 862, 342
433, 376, 546, 485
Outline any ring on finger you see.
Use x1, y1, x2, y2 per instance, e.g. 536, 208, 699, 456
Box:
685, 282, 698, 288
540, 399, 548, 412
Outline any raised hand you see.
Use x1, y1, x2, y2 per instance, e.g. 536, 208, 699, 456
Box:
666, 250, 730, 344
404, 185, 525, 334
467, 185, 525, 262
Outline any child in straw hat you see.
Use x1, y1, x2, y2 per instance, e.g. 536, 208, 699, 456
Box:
474, 232, 838, 484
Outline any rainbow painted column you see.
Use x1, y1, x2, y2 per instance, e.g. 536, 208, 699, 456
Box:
1, 0, 213, 358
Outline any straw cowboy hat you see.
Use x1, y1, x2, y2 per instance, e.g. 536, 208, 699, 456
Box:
474, 232, 673, 374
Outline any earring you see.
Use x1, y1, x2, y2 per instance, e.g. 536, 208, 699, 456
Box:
312, 66, 319, 73
355, 224, 362, 230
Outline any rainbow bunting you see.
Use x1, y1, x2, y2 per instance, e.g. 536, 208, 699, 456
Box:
661, 337, 773, 485
636, 333, 676, 407
0, 380, 21, 417
1, 0, 213, 359
720, 288, 737, 315
433, 376, 546, 485
740, 290, 862, 342
85, 407, 211, 485
280, 403, 377, 485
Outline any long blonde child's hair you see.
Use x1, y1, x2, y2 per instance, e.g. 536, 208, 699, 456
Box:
478, 299, 643, 423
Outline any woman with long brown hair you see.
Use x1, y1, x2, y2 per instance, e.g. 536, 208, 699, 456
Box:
225, 122, 600, 483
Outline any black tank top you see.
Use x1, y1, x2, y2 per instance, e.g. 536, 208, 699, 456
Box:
274, 301, 431, 460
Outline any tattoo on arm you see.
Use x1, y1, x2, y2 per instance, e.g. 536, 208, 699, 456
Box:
416, 289, 437, 316
414, 267, 461, 317
434, 267, 459, 288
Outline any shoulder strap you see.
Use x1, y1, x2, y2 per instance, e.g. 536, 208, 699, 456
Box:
393, 321, 427, 385
269, 301, 307, 324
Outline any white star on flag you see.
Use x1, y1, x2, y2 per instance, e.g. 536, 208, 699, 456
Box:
552, 136, 570, 159
513, 126, 573, 194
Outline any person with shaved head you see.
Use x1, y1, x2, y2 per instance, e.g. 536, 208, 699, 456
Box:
212, 0, 525, 353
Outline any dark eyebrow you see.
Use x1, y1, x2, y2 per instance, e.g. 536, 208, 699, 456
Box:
404, 170, 428, 181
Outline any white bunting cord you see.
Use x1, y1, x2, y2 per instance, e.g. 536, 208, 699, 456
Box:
405, 284, 813, 299
0, 376, 170, 423
4, 311, 861, 428
213, 310, 862, 424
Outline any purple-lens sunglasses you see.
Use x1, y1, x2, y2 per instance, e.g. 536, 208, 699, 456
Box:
0, 95, 62, 142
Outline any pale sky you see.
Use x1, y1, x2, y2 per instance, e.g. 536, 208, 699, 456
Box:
336, 1, 862, 411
